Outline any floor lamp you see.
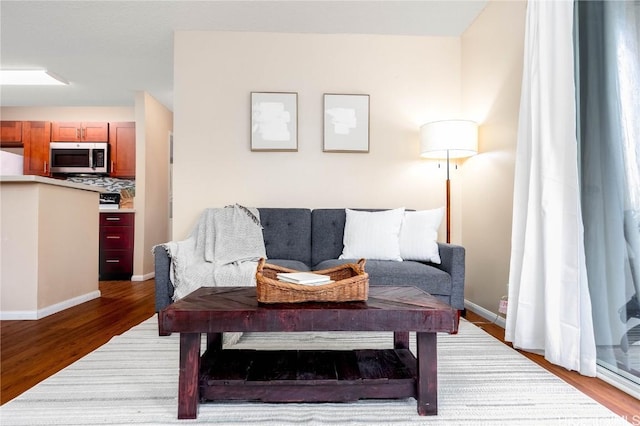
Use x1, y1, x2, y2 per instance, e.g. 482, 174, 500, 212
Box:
420, 120, 478, 243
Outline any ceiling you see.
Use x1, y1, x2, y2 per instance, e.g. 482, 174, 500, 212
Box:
0, 1, 487, 111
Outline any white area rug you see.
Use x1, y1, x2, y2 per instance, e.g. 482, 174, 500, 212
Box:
0, 316, 628, 425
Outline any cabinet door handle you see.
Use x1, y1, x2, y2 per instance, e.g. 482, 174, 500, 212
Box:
43, 161, 47, 174
106, 217, 121, 221
106, 236, 121, 239
76, 128, 80, 139
81, 128, 85, 139
106, 259, 120, 263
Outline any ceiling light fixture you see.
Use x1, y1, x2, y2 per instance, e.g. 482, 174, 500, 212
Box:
0, 70, 68, 86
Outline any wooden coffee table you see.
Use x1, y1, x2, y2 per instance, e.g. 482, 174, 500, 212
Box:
158, 286, 458, 419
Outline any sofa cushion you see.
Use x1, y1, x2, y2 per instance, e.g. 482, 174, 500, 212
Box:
311, 209, 347, 266
314, 259, 452, 298
399, 208, 443, 263
258, 208, 312, 266
339, 208, 405, 261
265, 259, 311, 271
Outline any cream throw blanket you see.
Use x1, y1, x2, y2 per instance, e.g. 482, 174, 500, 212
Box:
160, 205, 266, 300
156, 205, 266, 344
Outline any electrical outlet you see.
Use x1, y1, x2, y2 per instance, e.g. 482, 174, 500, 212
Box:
498, 296, 508, 314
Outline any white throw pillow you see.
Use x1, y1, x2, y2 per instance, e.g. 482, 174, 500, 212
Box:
399, 208, 444, 264
339, 208, 405, 261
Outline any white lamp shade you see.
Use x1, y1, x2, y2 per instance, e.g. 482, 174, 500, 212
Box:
420, 120, 478, 159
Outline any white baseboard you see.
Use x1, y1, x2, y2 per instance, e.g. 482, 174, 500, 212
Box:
0, 290, 101, 320
131, 272, 155, 282
464, 299, 507, 328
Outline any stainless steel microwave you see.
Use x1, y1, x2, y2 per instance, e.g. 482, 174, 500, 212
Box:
50, 142, 109, 175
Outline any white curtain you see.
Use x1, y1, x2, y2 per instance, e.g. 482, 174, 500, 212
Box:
505, 0, 596, 376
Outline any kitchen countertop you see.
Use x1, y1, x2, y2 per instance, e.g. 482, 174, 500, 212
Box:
1, 175, 106, 193
99, 208, 136, 213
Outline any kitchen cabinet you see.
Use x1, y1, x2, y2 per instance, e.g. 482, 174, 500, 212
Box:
51, 122, 108, 142
99, 212, 134, 280
23, 121, 51, 176
0, 121, 23, 147
108, 122, 135, 178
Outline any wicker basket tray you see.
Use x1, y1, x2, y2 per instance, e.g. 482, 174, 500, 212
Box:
256, 258, 369, 303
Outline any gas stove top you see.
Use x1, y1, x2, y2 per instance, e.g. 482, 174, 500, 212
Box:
99, 192, 120, 209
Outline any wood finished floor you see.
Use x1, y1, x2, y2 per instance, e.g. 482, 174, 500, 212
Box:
1, 280, 637, 423
465, 311, 639, 423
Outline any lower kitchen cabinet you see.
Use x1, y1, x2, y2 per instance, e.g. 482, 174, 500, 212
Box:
99, 211, 134, 280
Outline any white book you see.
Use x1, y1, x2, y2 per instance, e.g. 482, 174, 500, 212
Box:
278, 277, 334, 286
276, 272, 332, 285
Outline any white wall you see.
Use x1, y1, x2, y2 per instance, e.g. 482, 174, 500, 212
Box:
461, 0, 527, 314
173, 31, 463, 239
0, 106, 134, 122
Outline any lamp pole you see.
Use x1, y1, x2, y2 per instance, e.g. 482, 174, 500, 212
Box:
446, 149, 451, 244
419, 119, 478, 246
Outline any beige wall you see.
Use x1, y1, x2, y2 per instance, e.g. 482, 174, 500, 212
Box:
1, 184, 39, 311
1, 181, 100, 317
36, 184, 100, 307
1, 4, 527, 315
173, 31, 463, 239
461, 0, 527, 314
133, 92, 173, 279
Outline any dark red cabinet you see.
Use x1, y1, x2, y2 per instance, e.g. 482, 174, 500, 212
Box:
99, 212, 134, 280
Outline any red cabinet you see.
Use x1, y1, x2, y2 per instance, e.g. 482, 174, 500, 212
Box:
22, 121, 51, 176
0, 121, 23, 147
1, 121, 51, 175
99, 212, 134, 280
108, 122, 136, 178
51, 122, 108, 142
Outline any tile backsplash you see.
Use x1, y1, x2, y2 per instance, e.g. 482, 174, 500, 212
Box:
66, 176, 135, 194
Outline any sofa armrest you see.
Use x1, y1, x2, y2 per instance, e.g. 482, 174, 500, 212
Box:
434, 242, 465, 310
153, 246, 174, 312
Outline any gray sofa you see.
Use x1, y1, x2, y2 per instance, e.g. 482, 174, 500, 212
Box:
154, 208, 465, 311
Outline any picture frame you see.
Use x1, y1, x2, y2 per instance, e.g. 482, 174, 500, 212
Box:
323, 93, 370, 153
251, 92, 298, 151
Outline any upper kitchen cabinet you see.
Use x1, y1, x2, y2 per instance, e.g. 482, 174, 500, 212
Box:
0, 121, 23, 147
51, 122, 108, 142
23, 121, 52, 176
109, 122, 135, 178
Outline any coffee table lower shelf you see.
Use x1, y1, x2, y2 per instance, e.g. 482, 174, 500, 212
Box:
199, 348, 418, 403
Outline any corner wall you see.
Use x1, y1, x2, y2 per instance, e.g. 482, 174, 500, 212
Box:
461, 0, 527, 315
133, 92, 173, 279
173, 31, 463, 239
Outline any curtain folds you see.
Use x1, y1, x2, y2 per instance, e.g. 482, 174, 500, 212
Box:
505, 0, 596, 376
575, 0, 640, 371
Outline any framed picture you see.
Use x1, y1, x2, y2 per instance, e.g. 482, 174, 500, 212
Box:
251, 92, 298, 151
323, 94, 370, 153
